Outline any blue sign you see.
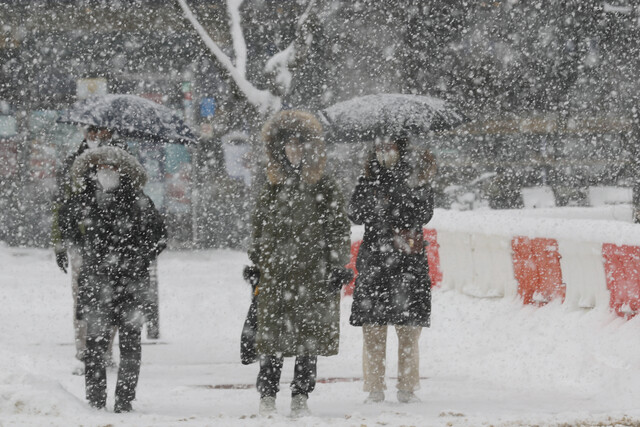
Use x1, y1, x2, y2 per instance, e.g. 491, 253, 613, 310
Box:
200, 98, 216, 118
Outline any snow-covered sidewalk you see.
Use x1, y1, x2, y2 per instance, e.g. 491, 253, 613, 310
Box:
1, 247, 640, 426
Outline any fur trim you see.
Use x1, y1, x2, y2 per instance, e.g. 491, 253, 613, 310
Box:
71, 146, 147, 191
262, 110, 326, 185
418, 149, 438, 183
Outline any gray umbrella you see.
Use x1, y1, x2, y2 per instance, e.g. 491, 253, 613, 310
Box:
58, 94, 198, 144
318, 93, 466, 142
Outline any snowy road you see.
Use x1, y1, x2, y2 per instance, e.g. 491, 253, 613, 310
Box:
2, 247, 640, 426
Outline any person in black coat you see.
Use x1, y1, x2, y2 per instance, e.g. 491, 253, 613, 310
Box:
59, 146, 166, 412
53, 126, 127, 274
348, 133, 435, 404
52, 126, 127, 372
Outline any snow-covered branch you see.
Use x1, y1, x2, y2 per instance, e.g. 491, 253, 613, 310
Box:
264, 0, 317, 94
297, 0, 317, 29
227, 0, 247, 77
177, 0, 281, 115
264, 45, 296, 93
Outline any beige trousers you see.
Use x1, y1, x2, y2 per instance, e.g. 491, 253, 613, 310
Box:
70, 248, 87, 360
362, 324, 422, 393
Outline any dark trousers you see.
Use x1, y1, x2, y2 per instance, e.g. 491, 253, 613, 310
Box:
84, 292, 144, 408
257, 355, 317, 398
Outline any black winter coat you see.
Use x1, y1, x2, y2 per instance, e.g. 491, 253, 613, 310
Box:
349, 159, 434, 327
59, 180, 166, 321
52, 139, 129, 248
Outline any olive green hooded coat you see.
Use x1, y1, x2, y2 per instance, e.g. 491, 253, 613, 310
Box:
249, 111, 351, 357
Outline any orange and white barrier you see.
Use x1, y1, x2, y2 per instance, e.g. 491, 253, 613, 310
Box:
345, 207, 640, 319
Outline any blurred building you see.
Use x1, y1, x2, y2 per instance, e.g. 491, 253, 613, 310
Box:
0, 0, 239, 246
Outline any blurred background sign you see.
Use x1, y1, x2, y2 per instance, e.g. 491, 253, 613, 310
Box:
0, 115, 16, 137
200, 98, 216, 118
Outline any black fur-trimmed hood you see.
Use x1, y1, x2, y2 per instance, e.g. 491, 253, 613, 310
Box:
71, 146, 147, 191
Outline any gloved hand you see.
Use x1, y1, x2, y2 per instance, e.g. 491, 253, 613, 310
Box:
55, 250, 68, 274
329, 267, 354, 292
243, 265, 260, 288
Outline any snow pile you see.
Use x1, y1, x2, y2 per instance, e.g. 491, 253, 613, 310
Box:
424, 291, 640, 426
587, 186, 633, 207
0, 350, 87, 418
431, 206, 640, 245
0, 373, 86, 418
521, 186, 556, 208
495, 204, 633, 222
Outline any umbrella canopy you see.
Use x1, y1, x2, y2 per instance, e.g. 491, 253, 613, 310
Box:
318, 93, 466, 142
58, 94, 198, 145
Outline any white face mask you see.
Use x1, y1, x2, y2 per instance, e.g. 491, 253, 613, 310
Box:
376, 149, 399, 168
87, 139, 100, 149
285, 143, 303, 167
96, 169, 120, 191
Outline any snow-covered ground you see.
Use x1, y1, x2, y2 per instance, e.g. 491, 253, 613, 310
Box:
2, 241, 640, 426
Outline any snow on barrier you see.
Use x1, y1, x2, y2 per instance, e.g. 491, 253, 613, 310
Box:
345, 206, 640, 319
437, 230, 518, 298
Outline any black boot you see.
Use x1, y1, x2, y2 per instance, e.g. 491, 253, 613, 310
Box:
85, 366, 107, 409
86, 373, 107, 409
146, 322, 160, 340
114, 322, 142, 413
85, 340, 107, 409
114, 399, 133, 413
87, 397, 106, 410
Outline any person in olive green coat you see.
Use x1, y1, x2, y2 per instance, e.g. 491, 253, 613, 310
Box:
246, 110, 351, 417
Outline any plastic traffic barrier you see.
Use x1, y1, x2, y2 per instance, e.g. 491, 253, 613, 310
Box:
511, 236, 565, 305
424, 228, 442, 288
602, 243, 640, 318
343, 240, 362, 297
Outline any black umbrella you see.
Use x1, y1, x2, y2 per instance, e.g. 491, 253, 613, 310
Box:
58, 94, 198, 144
318, 93, 466, 142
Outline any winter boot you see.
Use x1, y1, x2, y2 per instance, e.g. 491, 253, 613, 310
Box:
146, 323, 160, 340
88, 400, 106, 410
397, 390, 421, 403
86, 384, 106, 410
85, 363, 107, 409
114, 356, 141, 408
114, 399, 133, 413
290, 394, 311, 418
259, 395, 277, 416
364, 391, 385, 404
